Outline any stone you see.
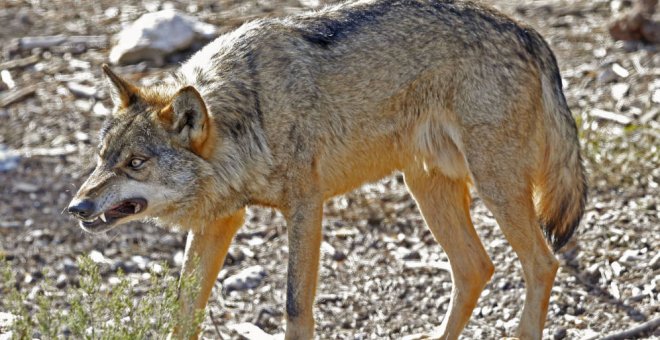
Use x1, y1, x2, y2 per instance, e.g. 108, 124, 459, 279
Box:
66, 82, 97, 98
652, 89, 660, 104
0, 312, 17, 332
222, 265, 267, 293
619, 249, 642, 263
89, 250, 111, 264
13, 182, 39, 193
611, 83, 630, 101
109, 9, 217, 65
0, 145, 20, 172
321, 241, 347, 261
598, 63, 630, 84
650, 252, 660, 270
173, 250, 184, 266
229, 322, 280, 340
130, 255, 149, 271
92, 102, 111, 116
590, 108, 632, 125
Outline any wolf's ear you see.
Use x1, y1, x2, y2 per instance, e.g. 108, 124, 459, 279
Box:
102, 64, 137, 108
160, 86, 213, 157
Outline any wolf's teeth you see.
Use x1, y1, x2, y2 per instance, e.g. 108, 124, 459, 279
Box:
100, 213, 107, 223
134, 205, 141, 214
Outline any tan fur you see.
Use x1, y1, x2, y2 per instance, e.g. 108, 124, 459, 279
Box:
174, 209, 245, 339
158, 104, 175, 126
69, 1, 587, 339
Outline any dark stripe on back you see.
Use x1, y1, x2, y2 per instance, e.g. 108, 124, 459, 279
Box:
298, 0, 398, 47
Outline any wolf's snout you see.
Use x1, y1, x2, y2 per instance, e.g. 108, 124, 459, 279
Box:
68, 199, 95, 219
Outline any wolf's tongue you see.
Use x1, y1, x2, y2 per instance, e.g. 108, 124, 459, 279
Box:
107, 202, 136, 218
116, 202, 135, 214
103, 198, 146, 220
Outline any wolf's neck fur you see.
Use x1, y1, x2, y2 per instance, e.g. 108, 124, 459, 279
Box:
170, 50, 275, 221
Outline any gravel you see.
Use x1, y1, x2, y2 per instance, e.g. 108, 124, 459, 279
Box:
0, 0, 658, 339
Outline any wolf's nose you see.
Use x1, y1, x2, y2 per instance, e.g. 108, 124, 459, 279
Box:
68, 200, 95, 218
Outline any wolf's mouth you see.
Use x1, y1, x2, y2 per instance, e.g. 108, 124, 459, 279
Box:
81, 198, 147, 231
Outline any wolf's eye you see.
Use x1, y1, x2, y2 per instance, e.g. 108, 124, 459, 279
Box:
128, 158, 145, 170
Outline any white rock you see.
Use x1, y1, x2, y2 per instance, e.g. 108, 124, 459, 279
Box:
611, 63, 630, 78
652, 89, 660, 104
229, 322, 278, 340
592, 47, 607, 58
610, 83, 630, 101
173, 250, 184, 266
14, 182, 38, 193
1, 70, 15, 89
92, 102, 111, 116
74, 131, 90, 142
67, 82, 97, 98
321, 241, 337, 257
610, 261, 623, 276
105, 7, 119, 19
69, 58, 91, 70
149, 262, 163, 274
131, 255, 149, 270
597, 63, 629, 84
0, 145, 20, 172
597, 67, 618, 84
0, 312, 17, 329
89, 250, 111, 264
590, 108, 632, 125
650, 252, 660, 270
222, 265, 266, 292
619, 249, 642, 263
650, 79, 660, 91
299, 0, 322, 8
0, 312, 16, 339
74, 99, 93, 112
109, 9, 217, 65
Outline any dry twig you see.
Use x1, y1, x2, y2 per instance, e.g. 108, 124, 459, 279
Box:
600, 317, 660, 340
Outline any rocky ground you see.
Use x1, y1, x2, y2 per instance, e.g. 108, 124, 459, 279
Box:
0, 0, 658, 339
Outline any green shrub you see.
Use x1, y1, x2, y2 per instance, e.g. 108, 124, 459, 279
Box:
0, 256, 203, 339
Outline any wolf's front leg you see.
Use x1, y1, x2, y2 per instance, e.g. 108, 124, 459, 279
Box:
172, 208, 246, 339
284, 195, 324, 340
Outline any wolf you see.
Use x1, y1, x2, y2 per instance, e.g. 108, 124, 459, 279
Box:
67, 0, 587, 339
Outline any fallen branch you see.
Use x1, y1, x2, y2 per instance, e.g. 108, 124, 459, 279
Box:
0, 145, 77, 158
14, 35, 108, 50
208, 309, 225, 339
0, 85, 37, 108
640, 108, 659, 124
590, 108, 633, 125
403, 260, 451, 272
0, 55, 40, 70
563, 258, 660, 340
600, 317, 660, 340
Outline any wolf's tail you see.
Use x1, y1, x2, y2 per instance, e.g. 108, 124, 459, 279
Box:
533, 38, 588, 252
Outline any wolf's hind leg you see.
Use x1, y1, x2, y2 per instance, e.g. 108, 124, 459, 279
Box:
464, 126, 558, 340
404, 168, 494, 340
471, 179, 557, 340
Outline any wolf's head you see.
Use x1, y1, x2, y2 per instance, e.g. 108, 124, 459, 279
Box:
67, 65, 233, 233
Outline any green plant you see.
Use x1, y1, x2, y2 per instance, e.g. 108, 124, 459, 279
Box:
0, 256, 203, 339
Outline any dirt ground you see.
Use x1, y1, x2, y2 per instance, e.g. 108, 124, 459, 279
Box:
0, 0, 658, 339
